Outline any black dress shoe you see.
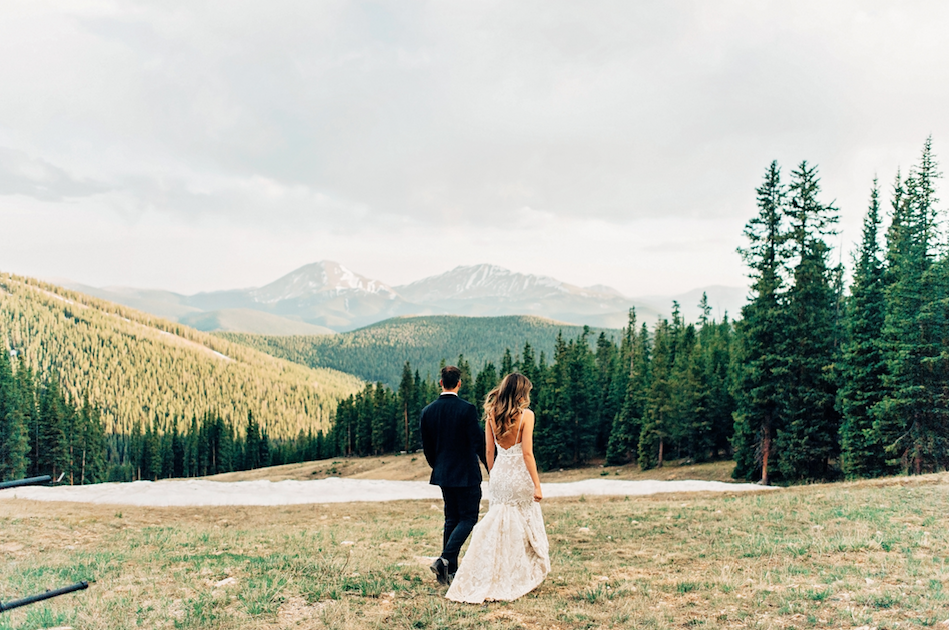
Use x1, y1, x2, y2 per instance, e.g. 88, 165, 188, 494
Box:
430, 557, 449, 585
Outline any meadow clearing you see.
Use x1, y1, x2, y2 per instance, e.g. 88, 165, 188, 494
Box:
0, 464, 946, 630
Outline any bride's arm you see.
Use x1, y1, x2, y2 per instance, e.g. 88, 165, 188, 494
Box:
485, 418, 496, 472
520, 410, 542, 502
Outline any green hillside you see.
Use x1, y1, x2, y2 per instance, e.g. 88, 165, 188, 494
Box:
179, 308, 337, 335
0, 273, 363, 438
219, 314, 621, 387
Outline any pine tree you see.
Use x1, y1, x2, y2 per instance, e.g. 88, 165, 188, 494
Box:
732, 161, 790, 484
354, 384, 374, 455
606, 314, 649, 465
245, 410, 262, 470
594, 332, 621, 454
17, 365, 39, 477
500, 349, 514, 376
38, 376, 71, 479
534, 332, 583, 470
142, 421, 162, 481
398, 362, 417, 452
837, 180, 889, 477
0, 353, 28, 480
473, 362, 498, 418
76, 394, 106, 484
457, 355, 473, 402
639, 320, 674, 469
777, 161, 841, 480
519, 342, 540, 407
875, 138, 947, 473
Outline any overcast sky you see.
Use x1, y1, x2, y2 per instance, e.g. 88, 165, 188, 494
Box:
1, 1, 946, 296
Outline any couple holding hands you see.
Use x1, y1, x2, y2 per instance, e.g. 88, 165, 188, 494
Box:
420, 366, 550, 604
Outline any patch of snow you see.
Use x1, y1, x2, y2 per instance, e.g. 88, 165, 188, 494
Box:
0, 477, 773, 507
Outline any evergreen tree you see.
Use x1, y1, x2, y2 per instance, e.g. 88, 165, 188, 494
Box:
876, 138, 947, 473
777, 161, 841, 480
838, 180, 889, 477
398, 362, 418, 451
473, 361, 498, 418
354, 384, 374, 455
534, 332, 599, 469
17, 365, 39, 477
245, 410, 262, 470
0, 353, 29, 480
500, 348, 514, 376
142, 421, 162, 481
732, 161, 790, 484
38, 376, 71, 479
607, 313, 649, 465
594, 332, 621, 454
519, 342, 540, 407
76, 394, 106, 484
456, 355, 473, 402
370, 383, 395, 454
639, 319, 674, 469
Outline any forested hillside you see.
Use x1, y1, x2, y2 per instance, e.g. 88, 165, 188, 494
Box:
220, 315, 620, 387
0, 274, 363, 439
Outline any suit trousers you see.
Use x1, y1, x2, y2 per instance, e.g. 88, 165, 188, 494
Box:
440, 485, 482, 573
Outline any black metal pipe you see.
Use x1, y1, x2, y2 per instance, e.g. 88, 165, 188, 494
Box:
0, 476, 52, 491
0, 581, 89, 613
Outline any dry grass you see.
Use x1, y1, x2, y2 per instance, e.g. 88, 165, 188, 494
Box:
1, 473, 948, 629
207, 454, 736, 484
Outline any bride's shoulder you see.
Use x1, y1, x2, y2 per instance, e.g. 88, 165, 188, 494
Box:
522, 408, 535, 422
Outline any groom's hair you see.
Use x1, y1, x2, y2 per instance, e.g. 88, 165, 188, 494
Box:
440, 365, 461, 390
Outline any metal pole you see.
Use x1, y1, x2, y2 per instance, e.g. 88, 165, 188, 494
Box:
0, 476, 52, 491
0, 581, 89, 613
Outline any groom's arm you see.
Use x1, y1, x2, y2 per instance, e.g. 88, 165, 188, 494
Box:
420, 407, 436, 469
466, 405, 487, 468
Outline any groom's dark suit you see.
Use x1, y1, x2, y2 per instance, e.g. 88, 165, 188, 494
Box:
420, 392, 487, 575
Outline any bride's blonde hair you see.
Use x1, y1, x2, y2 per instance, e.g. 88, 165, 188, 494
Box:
483, 373, 533, 440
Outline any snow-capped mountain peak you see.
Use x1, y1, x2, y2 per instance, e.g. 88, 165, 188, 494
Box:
251, 261, 397, 303
394, 264, 621, 303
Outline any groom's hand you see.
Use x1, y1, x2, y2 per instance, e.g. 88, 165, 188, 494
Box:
533, 486, 542, 502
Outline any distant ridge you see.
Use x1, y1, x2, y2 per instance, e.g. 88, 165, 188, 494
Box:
60, 262, 746, 334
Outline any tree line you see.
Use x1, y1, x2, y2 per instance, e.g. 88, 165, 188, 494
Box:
0, 353, 335, 483
734, 137, 948, 483
220, 315, 618, 389
321, 138, 948, 482
323, 305, 735, 474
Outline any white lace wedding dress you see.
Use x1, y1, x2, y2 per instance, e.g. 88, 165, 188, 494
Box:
445, 439, 550, 603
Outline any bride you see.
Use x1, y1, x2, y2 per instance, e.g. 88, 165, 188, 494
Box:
445, 373, 550, 603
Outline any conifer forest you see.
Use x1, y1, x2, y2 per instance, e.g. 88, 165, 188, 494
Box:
0, 138, 946, 484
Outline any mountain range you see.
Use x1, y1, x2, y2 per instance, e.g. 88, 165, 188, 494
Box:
62, 261, 747, 334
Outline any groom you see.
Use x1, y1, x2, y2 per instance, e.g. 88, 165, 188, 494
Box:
420, 365, 487, 585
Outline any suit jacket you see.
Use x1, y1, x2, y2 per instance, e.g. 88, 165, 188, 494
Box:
420, 393, 487, 487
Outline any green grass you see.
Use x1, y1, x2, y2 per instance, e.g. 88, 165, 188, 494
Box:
0, 474, 947, 629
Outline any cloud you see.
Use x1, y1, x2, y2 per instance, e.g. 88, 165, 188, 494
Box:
0, 147, 109, 201
0, 1, 947, 293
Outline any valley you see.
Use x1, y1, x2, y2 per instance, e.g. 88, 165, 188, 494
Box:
220, 314, 621, 387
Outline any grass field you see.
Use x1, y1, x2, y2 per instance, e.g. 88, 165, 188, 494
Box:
0, 473, 947, 629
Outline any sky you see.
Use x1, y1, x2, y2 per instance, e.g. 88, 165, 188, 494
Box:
1, 1, 947, 296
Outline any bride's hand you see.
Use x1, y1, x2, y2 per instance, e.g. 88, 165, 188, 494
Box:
533, 486, 542, 502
